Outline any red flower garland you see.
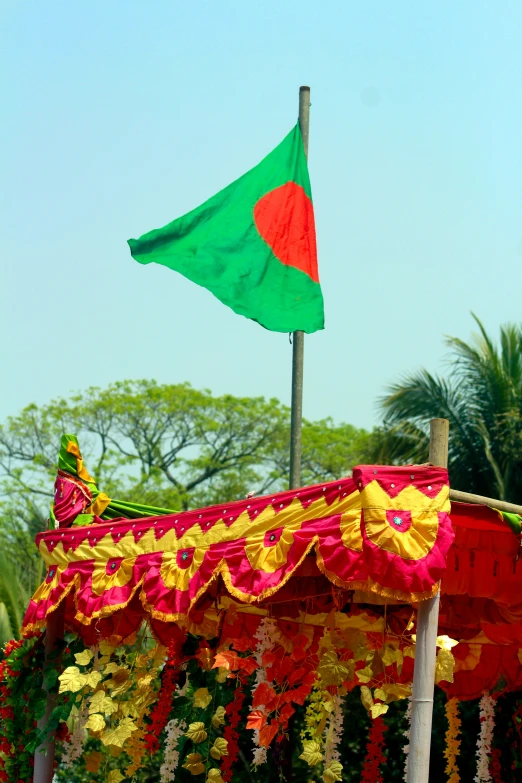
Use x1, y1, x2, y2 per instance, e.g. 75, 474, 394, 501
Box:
361, 716, 388, 783
0, 640, 25, 782
490, 747, 504, 783
144, 639, 181, 754
221, 676, 247, 782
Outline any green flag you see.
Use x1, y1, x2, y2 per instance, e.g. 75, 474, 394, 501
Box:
128, 125, 324, 333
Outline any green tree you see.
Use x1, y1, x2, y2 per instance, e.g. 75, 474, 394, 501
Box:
0, 380, 370, 513
374, 315, 522, 502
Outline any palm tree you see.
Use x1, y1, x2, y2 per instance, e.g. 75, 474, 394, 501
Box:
374, 315, 522, 503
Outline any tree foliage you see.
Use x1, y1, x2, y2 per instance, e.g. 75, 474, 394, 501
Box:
373, 315, 522, 502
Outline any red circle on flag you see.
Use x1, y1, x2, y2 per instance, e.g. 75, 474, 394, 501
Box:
254, 181, 319, 283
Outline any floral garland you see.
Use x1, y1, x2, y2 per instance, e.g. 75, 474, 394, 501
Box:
0, 639, 27, 783
220, 675, 247, 782
489, 747, 504, 783
159, 673, 191, 783
249, 617, 277, 766
160, 717, 187, 782
444, 697, 461, 783
322, 693, 344, 783
361, 716, 388, 783
402, 691, 412, 782
61, 703, 89, 767
475, 694, 496, 783
324, 694, 344, 766
144, 639, 181, 754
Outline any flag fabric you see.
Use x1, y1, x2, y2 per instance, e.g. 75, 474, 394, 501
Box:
128, 125, 324, 333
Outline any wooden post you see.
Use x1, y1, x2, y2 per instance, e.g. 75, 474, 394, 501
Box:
33, 604, 65, 783
289, 85, 310, 491
450, 488, 522, 516
406, 418, 449, 783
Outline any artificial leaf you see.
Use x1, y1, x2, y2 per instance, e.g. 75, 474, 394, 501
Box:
58, 666, 87, 694
212, 706, 226, 728
107, 771, 125, 783
380, 683, 412, 703
252, 681, 276, 709
183, 753, 205, 775
261, 650, 277, 668
278, 703, 295, 725
84, 671, 102, 688
436, 635, 459, 651
374, 688, 387, 702
369, 650, 384, 676
403, 645, 415, 659
99, 640, 116, 656
137, 673, 154, 691
212, 651, 242, 672
287, 666, 307, 686
207, 769, 224, 783
299, 740, 323, 767
259, 720, 279, 748
85, 713, 106, 732
210, 738, 229, 760
150, 643, 167, 662
134, 654, 150, 670
371, 703, 389, 719
323, 760, 343, 783
134, 690, 157, 711
274, 657, 294, 680
84, 751, 103, 772
341, 627, 365, 652
381, 645, 403, 668
355, 666, 372, 684
315, 712, 328, 737
108, 668, 131, 696
285, 679, 315, 706
195, 646, 214, 670
229, 637, 252, 652
186, 722, 208, 743
215, 668, 228, 683
291, 644, 308, 663
360, 686, 373, 712
90, 691, 117, 716
193, 687, 212, 709
119, 702, 140, 719
435, 649, 455, 684
104, 662, 121, 674
212, 651, 258, 675
318, 650, 353, 686
101, 717, 138, 748
74, 649, 94, 666
247, 709, 267, 731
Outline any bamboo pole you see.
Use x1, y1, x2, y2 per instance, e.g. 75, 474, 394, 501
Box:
289, 85, 310, 491
33, 604, 65, 783
450, 488, 522, 516
407, 418, 449, 783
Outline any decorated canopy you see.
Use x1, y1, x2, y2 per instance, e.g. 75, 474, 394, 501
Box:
3, 436, 522, 782
21, 436, 522, 701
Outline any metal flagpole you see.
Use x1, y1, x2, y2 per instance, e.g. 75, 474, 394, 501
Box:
407, 417, 449, 783
289, 85, 310, 490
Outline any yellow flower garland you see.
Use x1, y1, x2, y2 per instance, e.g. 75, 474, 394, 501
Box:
444, 697, 461, 783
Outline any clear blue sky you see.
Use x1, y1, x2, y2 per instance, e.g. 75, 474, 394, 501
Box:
2, 0, 522, 430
